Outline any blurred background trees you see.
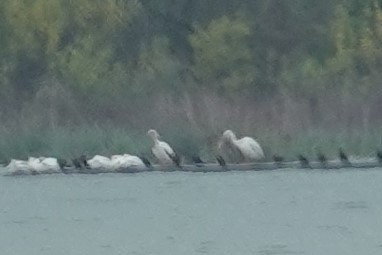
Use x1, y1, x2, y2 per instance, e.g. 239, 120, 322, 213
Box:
1, 0, 382, 160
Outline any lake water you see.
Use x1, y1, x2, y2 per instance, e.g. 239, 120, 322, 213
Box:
1, 168, 382, 255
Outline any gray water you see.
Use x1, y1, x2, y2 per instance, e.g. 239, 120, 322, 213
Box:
1, 168, 382, 255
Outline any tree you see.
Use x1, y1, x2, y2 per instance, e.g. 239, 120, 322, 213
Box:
189, 14, 254, 91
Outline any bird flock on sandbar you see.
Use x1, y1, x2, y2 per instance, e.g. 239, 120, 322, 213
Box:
3, 129, 382, 175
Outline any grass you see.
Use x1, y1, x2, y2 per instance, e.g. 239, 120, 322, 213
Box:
1, 124, 382, 164
0, 125, 150, 163
259, 128, 382, 161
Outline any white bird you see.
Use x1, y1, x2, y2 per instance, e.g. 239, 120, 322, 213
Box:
27, 157, 43, 174
147, 129, 178, 165
111, 154, 146, 170
219, 130, 264, 162
28, 157, 61, 174
87, 155, 114, 170
5, 159, 31, 175
41, 157, 62, 173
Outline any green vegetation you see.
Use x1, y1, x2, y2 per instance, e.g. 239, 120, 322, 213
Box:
1, 0, 382, 162
1, 124, 381, 164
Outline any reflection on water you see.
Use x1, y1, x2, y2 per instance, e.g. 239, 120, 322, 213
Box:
1, 168, 382, 255
333, 201, 368, 210
258, 244, 305, 255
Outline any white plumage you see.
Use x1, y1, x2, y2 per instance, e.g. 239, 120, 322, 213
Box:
87, 155, 114, 170
5, 159, 30, 175
83, 154, 146, 171
110, 154, 145, 170
40, 157, 61, 173
28, 157, 61, 174
147, 129, 176, 164
220, 130, 264, 162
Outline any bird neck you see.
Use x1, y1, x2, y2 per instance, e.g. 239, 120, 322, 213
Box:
152, 138, 160, 145
229, 133, 237, 142
229, 136, 237, 144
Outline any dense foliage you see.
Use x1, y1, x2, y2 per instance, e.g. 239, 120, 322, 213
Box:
1, 0, 382, 161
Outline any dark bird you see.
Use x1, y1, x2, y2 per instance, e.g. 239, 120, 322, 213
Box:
298, 154, 311, 168
72, 155, 89, 169
192, 155, 204, 164
376, 150, 382, 164
273, 155, 284, 164
216, 155, 226, 167
57, 158, 68, 170
71, 158, 82, 169
138, 155, 152, 168
80, 155, 90, 168
317, 152, 327, 167
339, 148, 350, 165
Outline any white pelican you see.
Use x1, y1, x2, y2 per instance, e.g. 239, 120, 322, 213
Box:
28, 157, 61, 174
147, 129, 179, 165
5, 159, 30, 175
28, 157, 42, 174
87, 155, 114, 170
111, 154, 146, 170
41, 157, 62, 172
219, 130, 264, 162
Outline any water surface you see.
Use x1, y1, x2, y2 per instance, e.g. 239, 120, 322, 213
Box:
1, 168, 382, 255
